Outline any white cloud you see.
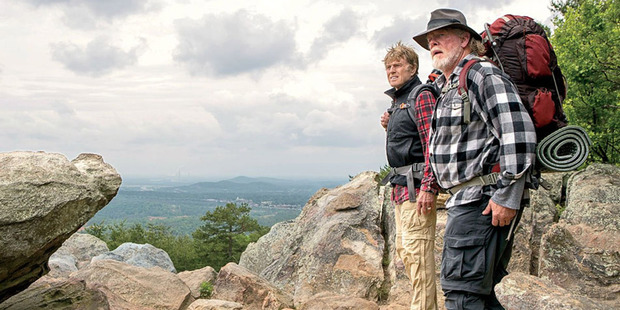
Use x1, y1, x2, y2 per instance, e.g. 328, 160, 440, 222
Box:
173, 10, 301, 77
24, 0, 161, 19
307, 8, 362, 62
0, 0, 557, 179
372, 16, 424, 50
51, 36, 147, 76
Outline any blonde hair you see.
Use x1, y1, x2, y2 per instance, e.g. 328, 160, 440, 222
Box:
383, 41, 419, 75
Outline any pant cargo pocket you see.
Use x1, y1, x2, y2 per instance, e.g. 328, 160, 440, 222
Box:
442, 235, 486, 281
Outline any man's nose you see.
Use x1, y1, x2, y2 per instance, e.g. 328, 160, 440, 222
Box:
427, 37, 438, 47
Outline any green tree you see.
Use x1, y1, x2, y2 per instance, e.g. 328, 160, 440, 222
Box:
84, 221, 107, 240
378, 164, 391, 182
193, 202, 268, 270
551, 0, 620, 163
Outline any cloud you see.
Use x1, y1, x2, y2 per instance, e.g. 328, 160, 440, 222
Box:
173, 10, 300, 77
24, 0, 159, 19
371, 15, 424, 50
50, 36, 146, 77
306, 8, 362, 62
23, 0, 160, 29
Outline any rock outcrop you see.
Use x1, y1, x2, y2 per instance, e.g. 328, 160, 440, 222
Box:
0, 151, 121, 303
239, 171, 387, 306
212, 263, 294, 310
495, 272, 607, 309
537, 164, 620, 308
92, 242, 177, 273
178, 266, 218, 299
1, 161, 617, 309
48, 233, 110, 278
72, 259, 193, 309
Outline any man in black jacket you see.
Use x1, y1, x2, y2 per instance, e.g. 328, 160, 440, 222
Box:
380, 41, 440, 310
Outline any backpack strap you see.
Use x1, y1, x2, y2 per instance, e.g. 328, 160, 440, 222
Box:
406, 83, 439, 126
457, 59, 480, 124
457, 58, 501, 140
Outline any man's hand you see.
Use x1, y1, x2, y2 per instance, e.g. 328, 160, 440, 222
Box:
416, 191, 437, 215
380, 111, 390, 130
482, 199, 517, 227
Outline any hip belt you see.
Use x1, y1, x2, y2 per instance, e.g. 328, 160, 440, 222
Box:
446, 172, 500, 195
381, 163, 425, 202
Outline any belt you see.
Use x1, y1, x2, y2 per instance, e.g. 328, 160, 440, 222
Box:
381, 163, 425, 202
446, 172, 500, 195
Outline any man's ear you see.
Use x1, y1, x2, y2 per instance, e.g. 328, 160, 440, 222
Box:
460, 32, 471, 48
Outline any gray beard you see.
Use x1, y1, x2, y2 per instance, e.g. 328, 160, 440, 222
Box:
432, 48, 461, 73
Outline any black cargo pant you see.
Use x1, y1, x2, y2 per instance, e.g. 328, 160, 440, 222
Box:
440, 195, 522, 310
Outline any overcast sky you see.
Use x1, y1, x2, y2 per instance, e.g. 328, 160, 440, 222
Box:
0, 0, 556, 180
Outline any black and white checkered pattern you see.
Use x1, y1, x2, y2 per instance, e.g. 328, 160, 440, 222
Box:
429, 54, 537, 209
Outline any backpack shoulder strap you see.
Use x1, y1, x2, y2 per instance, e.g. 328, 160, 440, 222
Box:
458, 58, 501, 140
457, 59, 481, 124
406, 83, 439, 125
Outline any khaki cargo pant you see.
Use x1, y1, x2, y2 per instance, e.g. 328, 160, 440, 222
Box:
394, 200, 438, 310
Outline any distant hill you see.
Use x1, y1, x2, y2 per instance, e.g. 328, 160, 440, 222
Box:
161, 176, 343, 194
88, 176, 347, 235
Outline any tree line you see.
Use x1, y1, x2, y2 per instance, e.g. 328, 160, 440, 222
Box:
550, 0, 618, 164
85, 202, 269, 272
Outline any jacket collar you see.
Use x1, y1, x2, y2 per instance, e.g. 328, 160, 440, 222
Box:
384, 75, 422, 100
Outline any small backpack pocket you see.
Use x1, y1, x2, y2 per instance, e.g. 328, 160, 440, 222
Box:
524, 34, 552, 78
528, 88, 555, 128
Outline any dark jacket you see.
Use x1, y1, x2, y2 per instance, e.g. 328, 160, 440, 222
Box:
384, 75, 424, 187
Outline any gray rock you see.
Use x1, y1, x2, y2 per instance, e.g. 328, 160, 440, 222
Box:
539, 164, 620, 308
564, 163, 620, 230
0, 277, 110, 310
48, 233, 110, 278
72, 259, 193, 309
0, 151, 121, 303
509, 174, 559, 275
47, 253, 79, 278
239, 171, 385, 306
188, 299, 244, 310
495, 272, 607, 309
178, 266, 218, 299
93, 242, 177, 273
213, 263, 293, 310
298, 292, 379, 310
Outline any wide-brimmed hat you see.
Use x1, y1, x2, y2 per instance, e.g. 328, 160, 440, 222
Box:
413, 8, 482, 50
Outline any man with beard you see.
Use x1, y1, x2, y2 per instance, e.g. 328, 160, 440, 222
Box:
380, 41, 440, 310
412, 8, 537, 309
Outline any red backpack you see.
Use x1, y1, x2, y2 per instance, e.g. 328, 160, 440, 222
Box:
479, 15, 568, 140
457, 15, 590, 175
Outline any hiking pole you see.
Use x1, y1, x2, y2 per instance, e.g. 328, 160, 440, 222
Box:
506, 216, 517, 241
506, 207, 524, 241
484, 23, 504, 72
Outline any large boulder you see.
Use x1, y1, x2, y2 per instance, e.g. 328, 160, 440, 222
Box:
178, 266, 218, 299
508, 172, 568, 275
297, 292, 380, 310
495, 272, 607, 309
48, 233, 110, 278
0, 151, 121, 303
0, 277, 110, 310
72, 259, 193, 309
239, 172, 386, 306
187, 299, 244, 310
212, 263, 294, 310
93, 242, 177, 273
538, 164, 620, 308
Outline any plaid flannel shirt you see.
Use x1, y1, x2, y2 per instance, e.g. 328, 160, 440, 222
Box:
414, 89, 440, 195
391, 89, 439, 205
429, 54, 537, 209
